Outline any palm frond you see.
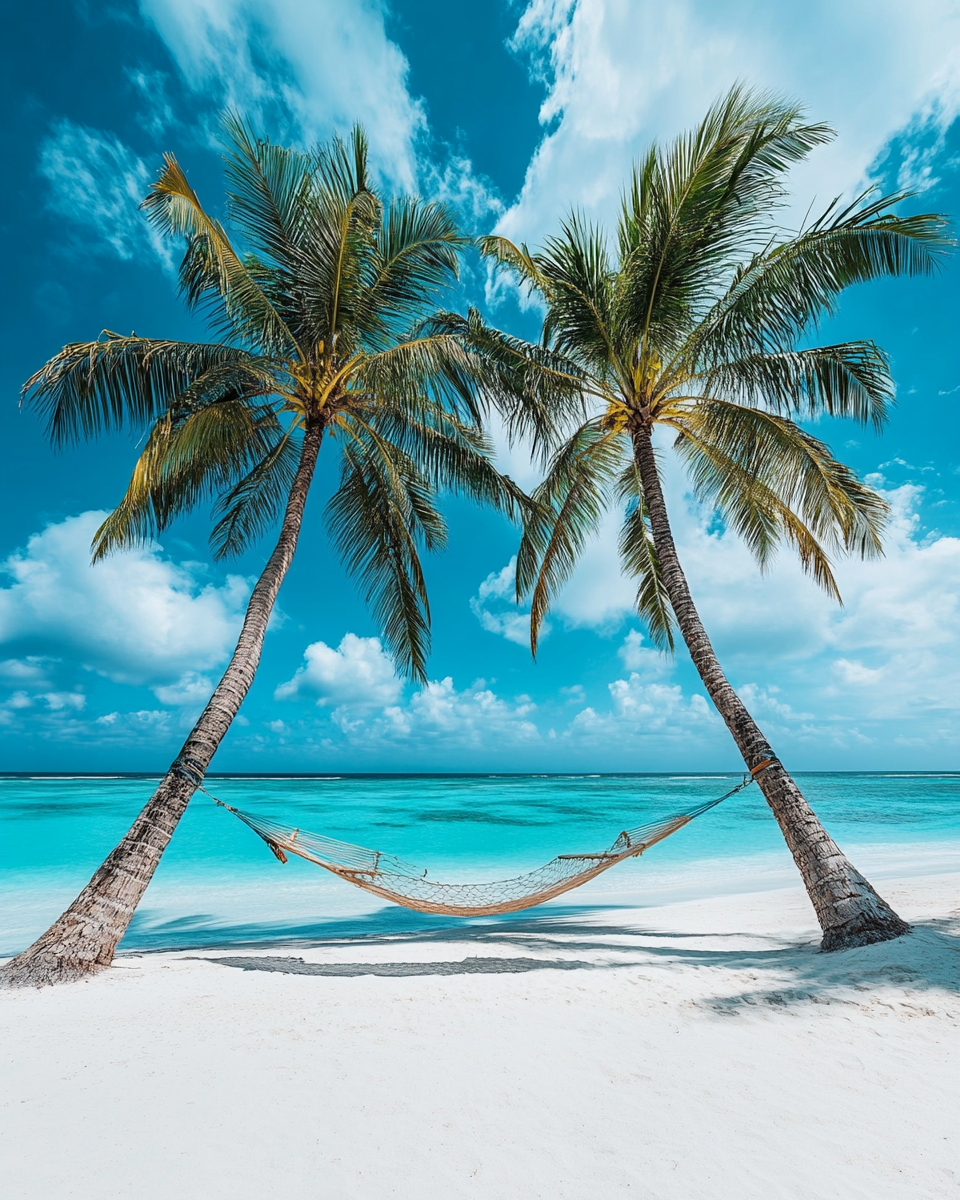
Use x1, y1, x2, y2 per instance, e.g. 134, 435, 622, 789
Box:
210, 426, 303, 559
327, 428, 444, 681
92, 399, 285, 559
517, 419, 625, 654
364, 399, 531, 521
421, 309, 588, 462
142, 153, 301, 356
356, 198, 466, 344
668, 398, 888, 594
690, 342, 893, 430
683, 195, 951, 379
219, 111, 315, 275
615, 88, 834, 358
20, 335, 281, 446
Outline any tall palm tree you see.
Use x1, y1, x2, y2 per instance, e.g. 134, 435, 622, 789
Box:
480, 88, 950, 951
2, 116, 550, 988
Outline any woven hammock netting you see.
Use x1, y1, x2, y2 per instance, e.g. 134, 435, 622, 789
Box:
216, 793, 730, 917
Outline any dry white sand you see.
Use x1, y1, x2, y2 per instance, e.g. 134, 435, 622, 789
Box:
2, 873, 958, 1200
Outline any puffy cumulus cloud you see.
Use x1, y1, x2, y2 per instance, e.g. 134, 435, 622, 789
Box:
0, 512, 248, 687
567, 676, 718, 748
0, 686, 85, 723
270, 630, 541, 759
501, 0, 960, 248
549, 508, 637, 630
275, 633, 403, 709
618, 630, 668, 674
372, 678, 539, 749
525, 448, 960, 749
38, 120, 171, 266
139, 0, 426, 190
470, 558, 537, 647
681, 481, 960, 731
472, 533, 638, 646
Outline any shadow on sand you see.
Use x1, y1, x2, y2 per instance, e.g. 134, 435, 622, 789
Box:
146, 904, 960, 1003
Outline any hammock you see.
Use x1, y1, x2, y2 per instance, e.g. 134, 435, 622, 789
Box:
211, 770, 762, 916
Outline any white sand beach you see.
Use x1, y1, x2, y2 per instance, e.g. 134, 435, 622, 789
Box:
2, 873, 957, 1200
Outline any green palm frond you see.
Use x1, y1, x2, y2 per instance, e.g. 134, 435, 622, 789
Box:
210, 427, 302, 559
92, 399, 285, 560
327, 429, 443, 682
422, 309, 588, 462
478, 234, 552, 298
614, 89, 834, 358
367, 398, 530, 521
536, 215, 621, 381
20, 335, 282, 447
142, 155, 301, 356
685, 195, 950, 376
691, 342, 893, 430
357, 199, 466, 343
517, 419, 625, 655
669, 398, 888, 593
219, 111, 315, 277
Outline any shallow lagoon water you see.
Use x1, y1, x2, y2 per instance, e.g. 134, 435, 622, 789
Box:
1, 772, 957, 956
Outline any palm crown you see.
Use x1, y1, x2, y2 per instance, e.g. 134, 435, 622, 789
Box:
481, 88, 949, 652
23, 115, 530, 679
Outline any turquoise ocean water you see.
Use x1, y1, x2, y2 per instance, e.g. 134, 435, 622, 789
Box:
2, 772, 958, 957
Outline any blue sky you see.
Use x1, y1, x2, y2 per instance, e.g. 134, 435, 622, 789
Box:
1, 0, 959, 772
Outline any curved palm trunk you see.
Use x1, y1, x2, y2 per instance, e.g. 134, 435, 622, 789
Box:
1, 422, 325, 988
632, 426, 908, 951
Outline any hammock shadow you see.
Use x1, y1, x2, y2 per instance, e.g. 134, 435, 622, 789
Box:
134, 907, 959, 1000
201, 955, 597, 977
123, 900, 657, 952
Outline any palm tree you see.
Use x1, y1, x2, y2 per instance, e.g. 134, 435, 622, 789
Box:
480, 88, 950, 951
2, 116, 547, 988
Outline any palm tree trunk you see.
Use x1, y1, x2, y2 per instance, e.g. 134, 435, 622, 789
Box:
1, 422, 325, 988
631, 426, 908, 951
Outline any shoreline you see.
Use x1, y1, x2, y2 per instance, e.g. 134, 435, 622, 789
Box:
3, 872, 957, 1199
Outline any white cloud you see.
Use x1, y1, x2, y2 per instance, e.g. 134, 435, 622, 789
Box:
567, 676, 717, 747
275, 633, 403, 709
346, 676, 541, 753
470, 557, 537, 646
125, 67, 177, 139
152, 671, 215, 707
271, 630, 541, 758
0, 687, 85, 715
518, 442, 960, 746
501, 0, 960, 247
140, 0, 426, 190
618, 629, 667, 674
550, 508, 636, 629
39, 120, 171, 266
0, 512, 248, 687
421, 152, 505, 230
0, 656, 58, 683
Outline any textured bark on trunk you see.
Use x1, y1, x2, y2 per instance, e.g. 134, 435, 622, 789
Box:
632, 425, 909, 951
1, 422, 325, 988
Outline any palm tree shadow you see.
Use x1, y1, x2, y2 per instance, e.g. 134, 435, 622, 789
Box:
137, 904, 959, 1002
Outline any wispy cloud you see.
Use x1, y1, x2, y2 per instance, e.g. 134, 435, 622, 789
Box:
140, 0, 427, 190
501, 0, 960, 245
38, 119, 170, 266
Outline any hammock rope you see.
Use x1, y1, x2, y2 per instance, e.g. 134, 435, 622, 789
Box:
195, 763, 772, 918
